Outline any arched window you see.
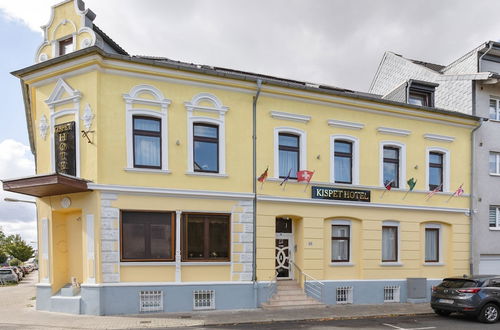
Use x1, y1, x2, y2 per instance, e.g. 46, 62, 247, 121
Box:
274, 127, 306, 179
380, 142, 406, 188
426, 147, 450, 192
331, 135, 359, 185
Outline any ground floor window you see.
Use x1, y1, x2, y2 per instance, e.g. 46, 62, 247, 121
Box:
425, 228, 439, 262
490, 206, 500, 229
121, 211, 175, 261
182, 213, 230, 261
382, 226, 398, 262
332, 225, 350, 262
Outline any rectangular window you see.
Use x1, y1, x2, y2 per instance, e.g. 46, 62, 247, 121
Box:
193, 290, 215, 310
382, 226, 398, 262
408, 91, 431, 107
183, 213, 230, 261
383, 147, 399, 188
490, 206, 500, 229
336, 286, 353, 304
193, 123, 219, 172
490, 99, 500, 121
334, 141, 352, 184
133, 116, 161, 168
384, 286, 400, 303
332, 225, 350, 262
490, 152, 500, 175
408, 82, 435, 107
429, 152, 443, 191
425, 228, 439, 262
59, 37, 73, 56
139, 290, 163, 312
279, 133, 299, 178
121, 211, 174, 261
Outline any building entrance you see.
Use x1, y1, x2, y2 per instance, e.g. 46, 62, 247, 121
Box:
275, 217, 293, 279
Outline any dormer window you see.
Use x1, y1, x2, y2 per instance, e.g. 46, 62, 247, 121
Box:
407, 80, 438, 107
59, 37, 73, 56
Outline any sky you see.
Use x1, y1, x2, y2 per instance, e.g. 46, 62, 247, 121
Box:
1, 0, 500, 245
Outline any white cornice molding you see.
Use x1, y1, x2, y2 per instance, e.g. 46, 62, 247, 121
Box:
328, 119, 364, 130
270, 111, 311, 123
377, 127, 411, 136
423, 133, 455, 143
86, 281, 253, 287
257, 195, 469, 214
86, 183, 254, 200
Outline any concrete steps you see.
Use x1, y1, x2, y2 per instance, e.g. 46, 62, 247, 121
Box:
262, 280, 326, 310
50, 283, 81, 314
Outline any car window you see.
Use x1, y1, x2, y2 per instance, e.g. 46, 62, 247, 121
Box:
438, 279, 478, 288
0, 270, 13, 274
488, 278, 500, 287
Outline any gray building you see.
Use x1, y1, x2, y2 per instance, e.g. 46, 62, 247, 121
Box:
370, 41, 500, 275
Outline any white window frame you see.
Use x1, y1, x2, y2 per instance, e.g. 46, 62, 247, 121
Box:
185, 93, 228, 176
381, 221, 401, 265
330, 219, 352, 265
379, 141, 406, 189
490, 152, 500, 175
330, 135, 359, 185
426, 147, 450, 192
424, 223, 442, 265
123, 85, 171, 173
274, 127, 307, 179
490, 97, 500, 121
490, 206, 500, 230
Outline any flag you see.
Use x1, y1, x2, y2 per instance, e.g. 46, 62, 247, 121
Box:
407, 178, 417, 191
426, 184, 442, 199
297, 170, 314, 183
384, 180, 393, 191
280, 169, 292, 186
257, 167, 268, 182
453, 184, 464, 197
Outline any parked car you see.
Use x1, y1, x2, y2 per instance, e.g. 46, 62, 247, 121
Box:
431, 275, 500, 323
10, 267, 22, 281
0, 268, 19, 284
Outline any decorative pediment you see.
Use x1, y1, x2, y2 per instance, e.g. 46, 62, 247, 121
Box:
184, 93, 229, 117
45, 78, 81, 108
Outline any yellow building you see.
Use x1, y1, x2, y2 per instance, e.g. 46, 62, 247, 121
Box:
3, 0, 479, 314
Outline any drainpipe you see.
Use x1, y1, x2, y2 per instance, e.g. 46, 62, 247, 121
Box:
252, 79, 262, 307
470, 117, 485, 275
479, 42, 493, 73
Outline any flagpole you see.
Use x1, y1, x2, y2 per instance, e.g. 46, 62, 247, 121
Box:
402, 189, 410, 200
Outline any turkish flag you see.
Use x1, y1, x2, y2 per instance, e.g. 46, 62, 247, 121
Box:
297, 170, 314, 183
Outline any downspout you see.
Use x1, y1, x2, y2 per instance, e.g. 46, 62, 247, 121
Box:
479, 41, 493, 73
470, 117, 485, 275
252, 79, 262, 307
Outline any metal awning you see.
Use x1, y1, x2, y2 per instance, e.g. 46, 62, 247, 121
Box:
2, 173, 91, 197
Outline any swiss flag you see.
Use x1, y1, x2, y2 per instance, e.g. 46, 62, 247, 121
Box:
297, 170, 314, 183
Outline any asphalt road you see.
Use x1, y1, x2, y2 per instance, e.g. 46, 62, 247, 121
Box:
185, 314, 490, 330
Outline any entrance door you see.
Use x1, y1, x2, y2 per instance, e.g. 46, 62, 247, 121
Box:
275, 217, 293, 279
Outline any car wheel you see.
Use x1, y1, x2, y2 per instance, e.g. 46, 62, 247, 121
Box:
478, 303, 500, 323
433, 309, 452, 316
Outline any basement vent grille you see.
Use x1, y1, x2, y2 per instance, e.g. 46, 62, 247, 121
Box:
384, 285, 400, 302
193, 290, 215, 310
336, 286, 353, 304
139, 290, 163, 312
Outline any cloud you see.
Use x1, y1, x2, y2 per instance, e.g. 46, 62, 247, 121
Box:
0, 139, 36, 245
2, 0, 500, 92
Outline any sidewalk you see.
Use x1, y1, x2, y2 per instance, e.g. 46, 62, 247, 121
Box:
0, 272, 434, 329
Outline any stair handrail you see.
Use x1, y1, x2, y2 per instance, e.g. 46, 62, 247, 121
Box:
289, 260, 324, 302
265, 272, 279, 302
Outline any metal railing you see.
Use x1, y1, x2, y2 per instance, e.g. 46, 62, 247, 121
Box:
290, 260, 325, 302
265, 273, 278, 302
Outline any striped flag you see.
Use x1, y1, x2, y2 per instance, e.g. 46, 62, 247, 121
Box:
426, 184, 442, 199
453, 184, 464, 197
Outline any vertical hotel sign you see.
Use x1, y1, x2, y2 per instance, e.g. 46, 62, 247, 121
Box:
54, 121, 76, 176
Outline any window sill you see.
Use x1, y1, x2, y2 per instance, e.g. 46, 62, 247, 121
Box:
379, 262, 403, 267
423, 262, 445, 266
489, 173, 500, 177
185, 172, 228, 178
329, 262, 354, 267
182, 262, 231, 266
489, 228, 500, 231
120, 262, 175, 266
124, 168, 171, 174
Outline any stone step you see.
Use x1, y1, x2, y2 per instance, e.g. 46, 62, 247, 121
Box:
266, 298, 320, 306
271, 294, 311, 301
277, 280, 300, 287
261, 302, 327, 310
274, 289, 305, 295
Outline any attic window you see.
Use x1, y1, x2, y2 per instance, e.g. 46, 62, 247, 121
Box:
408, 81, 438, 107
59, 37, 73, 56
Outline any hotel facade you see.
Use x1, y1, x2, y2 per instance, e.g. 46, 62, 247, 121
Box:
3, 0, 480, 314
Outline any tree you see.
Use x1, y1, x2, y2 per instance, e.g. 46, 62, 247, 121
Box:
9, 258, 20, 266
5, 235, 34, 262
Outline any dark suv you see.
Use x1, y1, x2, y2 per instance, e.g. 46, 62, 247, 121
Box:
431, 275, 500, 323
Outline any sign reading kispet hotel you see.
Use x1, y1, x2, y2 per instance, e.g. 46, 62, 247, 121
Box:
312, 186, 371, 202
